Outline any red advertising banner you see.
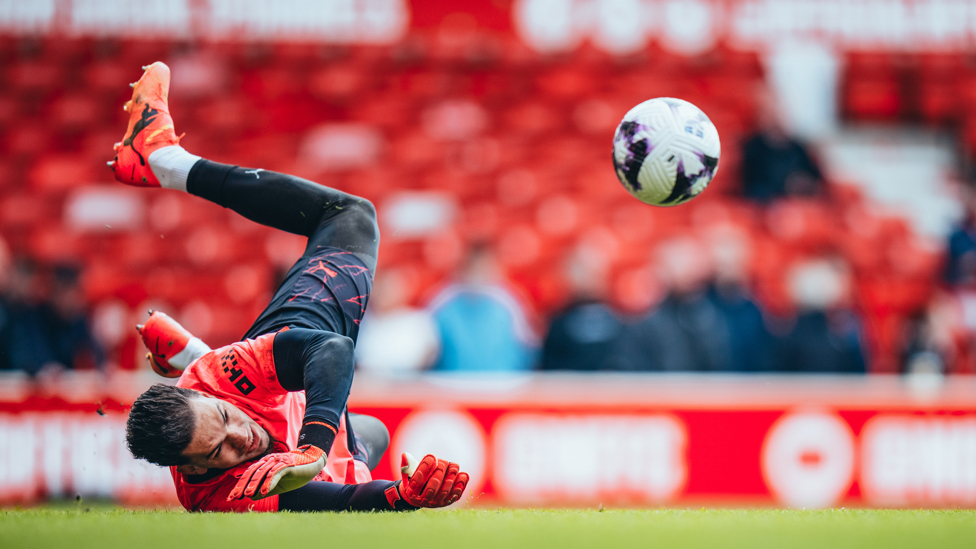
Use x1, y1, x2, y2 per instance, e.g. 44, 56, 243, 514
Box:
355, 375, 976, 508
2, 373, 976, 509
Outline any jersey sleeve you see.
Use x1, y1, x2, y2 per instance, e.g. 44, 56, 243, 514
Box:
272, 328, 357, 452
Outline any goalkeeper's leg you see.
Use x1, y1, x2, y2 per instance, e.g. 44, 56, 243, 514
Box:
183, 160, 378, 272
349, 412, 390, 471
110, 62, 378, 271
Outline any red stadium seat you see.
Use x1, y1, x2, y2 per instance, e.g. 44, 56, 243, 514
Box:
8, 60, 62, 94
392, 130, 442, 168
0, 94, 18, 128
117, 39, 172, 69
918, 80, 960, 125
84, 60, 132, 93
49, 93, 104, 130
916, 53, 964, 82
193, 93, 256, 136
395, 68, 454, 100
349, 93, 416, 130
117, 233, 167, 267
842, 53, 903, 120
5, 125, 53, 157
29, 154, 97, 191
503, 101, 560, 134
82, 259, 146, 304
0, 194, 57, 231
41, 37, 92, 64
0, 158, 20, 196
496, 223, 543, 270
535, 67, 596, 100
843, 234, 887, 275
82, 128, 124, 160
844, 76, 902, 120
611, 202, 657, 248
223, 263, 272, 304
912, 54, 966, 125
716, 44, 764, 79
27, 226, 84, 263
309, 63, 372, 103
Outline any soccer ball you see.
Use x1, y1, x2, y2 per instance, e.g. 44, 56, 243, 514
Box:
612, 97, 720, 207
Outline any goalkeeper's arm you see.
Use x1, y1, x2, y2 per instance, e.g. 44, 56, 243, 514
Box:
273, 328, 357, 454
278, 480, 412, 512
228, 328, 357, 501
276, 453, 469, 512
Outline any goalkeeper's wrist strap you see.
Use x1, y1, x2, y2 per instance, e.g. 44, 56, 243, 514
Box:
297, 421, 337, 455
385, 481, 419, 511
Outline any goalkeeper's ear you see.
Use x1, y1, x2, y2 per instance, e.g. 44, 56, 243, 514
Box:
176, 464, 208, 475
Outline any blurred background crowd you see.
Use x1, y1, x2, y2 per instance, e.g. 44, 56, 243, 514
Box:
5, 0, 976, 379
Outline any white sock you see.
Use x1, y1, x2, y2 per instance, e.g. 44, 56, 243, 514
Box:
148, 146, 201, 192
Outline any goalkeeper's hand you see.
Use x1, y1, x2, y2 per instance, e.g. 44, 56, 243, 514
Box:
226, 445, 326, 501
390, 452, 469, 509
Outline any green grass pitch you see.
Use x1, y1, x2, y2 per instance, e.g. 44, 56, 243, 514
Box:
3, 507, 976, 549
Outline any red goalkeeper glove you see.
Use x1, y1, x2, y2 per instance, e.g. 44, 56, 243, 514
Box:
387, 452, 469, 509
227, 445, 326, 501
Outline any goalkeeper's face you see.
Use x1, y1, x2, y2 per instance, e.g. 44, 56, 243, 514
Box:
176, 396, 271, 474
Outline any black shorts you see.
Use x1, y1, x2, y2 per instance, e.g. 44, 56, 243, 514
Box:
243, 245, 373, 342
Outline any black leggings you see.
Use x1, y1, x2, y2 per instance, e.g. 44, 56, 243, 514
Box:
348, 413, 389, 471
188, 160, 377, 342
186, 160, 379, 271
278, 479, 416, 512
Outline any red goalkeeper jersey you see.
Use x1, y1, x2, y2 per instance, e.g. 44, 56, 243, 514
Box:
171, 331, 372, 512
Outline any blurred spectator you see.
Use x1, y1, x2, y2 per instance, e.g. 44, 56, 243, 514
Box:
708, 231, 777, 372
0, 257, 104, 375
741, 88, 825, 202
933, 289, 976, 374
778, 258, 866, 373
899, 309, 947, 375
540, 246, 627, 371
944, 188, 976, 286
0, 242, 10, 370
0, 258, 59, 375
427, 243, 538, 372
356, 268, 439, 374
40, 265, 104, 371
619, 238, 734, 371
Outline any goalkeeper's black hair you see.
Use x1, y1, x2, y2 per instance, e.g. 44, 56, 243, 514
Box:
125, 383, 198, 466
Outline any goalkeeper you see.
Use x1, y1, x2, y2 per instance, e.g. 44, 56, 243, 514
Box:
119, 63, 468, 512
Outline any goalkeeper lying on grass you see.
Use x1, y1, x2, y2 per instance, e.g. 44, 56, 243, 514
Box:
117, 62, 468, 512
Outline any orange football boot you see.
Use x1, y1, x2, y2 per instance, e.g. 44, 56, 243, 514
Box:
137, 310, 211, 378
108, 62, 181, 187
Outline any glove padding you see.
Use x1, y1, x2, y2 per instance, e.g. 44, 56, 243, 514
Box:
227, 445, 326, 501
396, 452, 469, 508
